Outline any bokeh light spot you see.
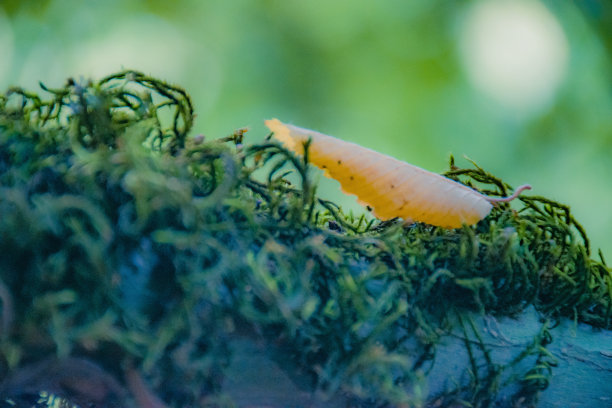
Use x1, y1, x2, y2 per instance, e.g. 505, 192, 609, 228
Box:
68, 15, 191, 81
0, 10, 15, 87
460, 0, 569, 117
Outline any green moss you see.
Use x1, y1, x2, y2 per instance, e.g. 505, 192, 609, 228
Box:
0, 71, 610, 407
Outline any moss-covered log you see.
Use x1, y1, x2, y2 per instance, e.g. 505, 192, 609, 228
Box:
0, 71, 610, 407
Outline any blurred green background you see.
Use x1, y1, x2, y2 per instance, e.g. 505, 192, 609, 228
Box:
1, 0, 611, 257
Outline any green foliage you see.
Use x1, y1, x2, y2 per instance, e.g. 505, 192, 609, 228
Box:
0, 71, 610, 407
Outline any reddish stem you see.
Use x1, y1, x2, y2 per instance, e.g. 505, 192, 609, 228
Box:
485, 184, 532, 203
125, 366, 168, 408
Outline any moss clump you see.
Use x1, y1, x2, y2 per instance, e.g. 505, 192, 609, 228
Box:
0, 71, 610, 407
